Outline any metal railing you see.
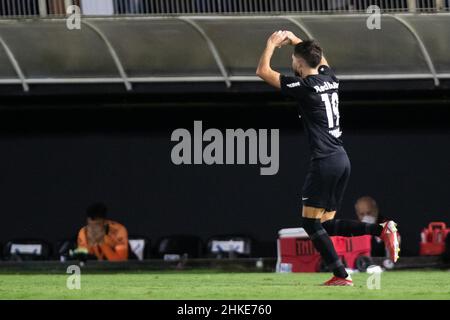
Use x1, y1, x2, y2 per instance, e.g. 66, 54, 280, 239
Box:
0, 0, 448, 17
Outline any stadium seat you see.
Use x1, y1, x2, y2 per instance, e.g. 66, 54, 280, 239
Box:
128, 235, 151, 260
3, 239, 52, 261
154, 235, 204, 260
206, 235, 253, 259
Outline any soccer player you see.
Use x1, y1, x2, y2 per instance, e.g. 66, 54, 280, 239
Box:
256, 31, 399, 286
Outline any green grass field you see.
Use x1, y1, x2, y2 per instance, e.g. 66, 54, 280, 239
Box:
0, 270, 449, 299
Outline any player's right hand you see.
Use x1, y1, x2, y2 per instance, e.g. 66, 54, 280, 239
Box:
284, 31, 303, 45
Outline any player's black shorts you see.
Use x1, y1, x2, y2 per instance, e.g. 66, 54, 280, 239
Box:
302, 150, 351, 212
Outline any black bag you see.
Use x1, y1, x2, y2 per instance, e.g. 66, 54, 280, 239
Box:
443, 234, 450, 264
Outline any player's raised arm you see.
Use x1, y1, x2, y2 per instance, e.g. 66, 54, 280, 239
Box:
256, 31, 289, 89
256, 31, 304, 88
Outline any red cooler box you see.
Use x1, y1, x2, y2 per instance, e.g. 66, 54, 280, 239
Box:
276, 228, 372, 272
420, 222, 449, 256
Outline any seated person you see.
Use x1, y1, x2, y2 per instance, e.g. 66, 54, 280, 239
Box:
354, 196, 388, 257
77, 202, 128, 261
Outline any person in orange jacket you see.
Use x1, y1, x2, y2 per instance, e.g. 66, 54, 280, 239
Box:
77, 202, 128, 261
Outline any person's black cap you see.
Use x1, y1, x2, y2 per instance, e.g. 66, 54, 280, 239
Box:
86, 202, 107, 219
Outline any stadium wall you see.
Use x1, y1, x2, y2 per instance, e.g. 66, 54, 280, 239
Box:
0, 103, 448, 257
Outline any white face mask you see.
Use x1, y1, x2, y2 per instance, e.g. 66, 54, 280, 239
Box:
362, 215, 376, 224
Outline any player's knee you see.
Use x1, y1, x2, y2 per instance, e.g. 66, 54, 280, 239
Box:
302, 206, 325, 219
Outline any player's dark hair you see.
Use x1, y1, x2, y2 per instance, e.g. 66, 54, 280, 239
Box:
86, 202, 107, 219
294, 40, 323, 68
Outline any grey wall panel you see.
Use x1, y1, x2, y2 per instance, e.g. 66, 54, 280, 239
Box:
192, 18, 310, 76
0, 21, 118, 78
298, 16, 431, 75
403, 15, 450, 74
0, 43, 18, 79
90, 19, 222, 77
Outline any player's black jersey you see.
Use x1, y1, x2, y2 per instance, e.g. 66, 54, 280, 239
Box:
280, 65, 344, 160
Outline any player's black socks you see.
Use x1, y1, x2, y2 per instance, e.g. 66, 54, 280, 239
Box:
322, 219, 383, 237
302, 217, 348, 279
